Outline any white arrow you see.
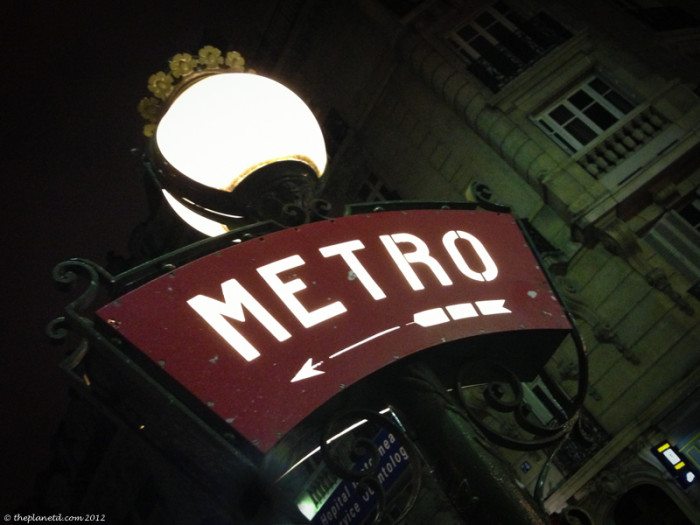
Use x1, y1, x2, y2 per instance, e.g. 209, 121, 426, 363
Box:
290, 358, 325, 383
446, 302, 478, 320
475, 299, 511, 315
413, 308, 450, 327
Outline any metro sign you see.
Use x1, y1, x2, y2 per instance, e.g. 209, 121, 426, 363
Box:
98, 210, 570, 451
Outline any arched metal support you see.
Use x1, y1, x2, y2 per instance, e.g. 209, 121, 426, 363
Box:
455, 325, 588, 451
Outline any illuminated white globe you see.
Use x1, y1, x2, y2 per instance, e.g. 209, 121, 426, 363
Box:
162, 189, 230, 237
156, 73, 327, 192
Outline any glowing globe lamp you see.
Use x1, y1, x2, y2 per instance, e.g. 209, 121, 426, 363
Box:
154, 73, 327, 236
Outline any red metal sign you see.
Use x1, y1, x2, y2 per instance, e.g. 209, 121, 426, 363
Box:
98, 210, 570, 451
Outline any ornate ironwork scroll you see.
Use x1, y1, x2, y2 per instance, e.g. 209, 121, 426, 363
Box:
443, 215, 592, 510
456, 328, 587, 451
47, 258, 117, 381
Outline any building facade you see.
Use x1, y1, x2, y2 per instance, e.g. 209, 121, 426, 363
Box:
263, 0, 700, 522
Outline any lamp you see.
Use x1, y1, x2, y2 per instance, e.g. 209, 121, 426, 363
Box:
139, 47, 327, 236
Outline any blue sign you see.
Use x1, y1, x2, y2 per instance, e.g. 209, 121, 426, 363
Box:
313, 429, 411, 525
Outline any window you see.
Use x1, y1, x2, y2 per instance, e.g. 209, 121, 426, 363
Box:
536, 77, 680, 190
678, 188, 700, 232
643, 188, 700, 290
536, 76, 635, 155
447, 1, 571, 92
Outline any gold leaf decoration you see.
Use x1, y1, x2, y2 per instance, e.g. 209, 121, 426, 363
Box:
139, 46, 253, 137
143, 123, 157, 138
169, 53, 196, 78
225, 51, 245, 71
147, 71, 174, 100
198, 46, 224, 69
137, 97, 162, 122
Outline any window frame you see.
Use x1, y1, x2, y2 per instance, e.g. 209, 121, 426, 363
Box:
534, 75, 635, 155
447, 4, 530, 89
445, 2, 572, 93
451, 5, 527, 59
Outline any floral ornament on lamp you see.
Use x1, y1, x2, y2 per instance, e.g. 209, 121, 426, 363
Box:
198, 45, 224, 68
169, 53, 197, 78
225, 51, 245, 71
138, 97, 160, 120
147, 71, 174, 100
137, 46, 255, 137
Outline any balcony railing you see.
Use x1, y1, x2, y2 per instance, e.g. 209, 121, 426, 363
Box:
578, 106, 682, 189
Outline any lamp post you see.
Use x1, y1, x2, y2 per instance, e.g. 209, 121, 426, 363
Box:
49, 47, 589, 524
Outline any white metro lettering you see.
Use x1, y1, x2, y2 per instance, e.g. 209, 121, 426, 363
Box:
379, 233, 453, 291
187, 227, 502, 363
187, 279, 291, 362
319, 240, 386, 300
257, 255, 347, 329
442, 230, 498, 282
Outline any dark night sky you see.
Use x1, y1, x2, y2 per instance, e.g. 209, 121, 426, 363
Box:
2, 1, 279, 510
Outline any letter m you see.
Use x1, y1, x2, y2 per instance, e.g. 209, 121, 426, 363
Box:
187, 278, 291, 362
